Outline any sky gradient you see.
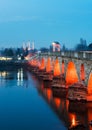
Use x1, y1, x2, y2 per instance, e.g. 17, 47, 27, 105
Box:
0, 0, 92, 49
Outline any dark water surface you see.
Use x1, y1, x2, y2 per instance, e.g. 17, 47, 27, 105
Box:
0, 67, 67, 130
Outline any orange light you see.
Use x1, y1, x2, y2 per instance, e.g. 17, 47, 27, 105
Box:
53, 58, 61, 76
80, 63, 85, 81
46, 57, 52, 73
87, 103, 92, 130
87, 73, 92, 95
46, 88, 52, 101
54, 97, 61, 108
66, 61, 79, 85
69, 114, 76, 127
39, 58, 45, 70
72, 115, 76, 126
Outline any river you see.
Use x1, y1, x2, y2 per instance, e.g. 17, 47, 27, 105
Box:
0, 67, 67, 130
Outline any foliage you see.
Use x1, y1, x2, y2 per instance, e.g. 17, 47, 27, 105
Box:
40, 47, 49, 52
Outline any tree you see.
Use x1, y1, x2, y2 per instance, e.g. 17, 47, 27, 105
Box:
88, 43, 92, 51
75, 38, 87, 51
40, 47, 49, 52
4, 48, 14, 56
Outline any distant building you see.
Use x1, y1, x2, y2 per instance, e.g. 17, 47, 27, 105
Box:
50, 41, 61, 52
80, 38, 87, 46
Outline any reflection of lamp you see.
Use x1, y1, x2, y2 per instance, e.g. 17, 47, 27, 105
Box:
66, 61, 79, 85
87, 103, 92, 130
46, 88, 52, 102
17, 69, 23, 86
2, 71, 7, 77
54, 97, 61, 108
69, 114, 77, 127
72, 115, 76, 126
53, 58, 61, 77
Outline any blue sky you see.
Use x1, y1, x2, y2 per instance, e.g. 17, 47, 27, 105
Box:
0, 0, 92, 49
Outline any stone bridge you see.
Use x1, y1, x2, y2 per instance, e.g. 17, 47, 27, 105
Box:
39, 51, 92, 84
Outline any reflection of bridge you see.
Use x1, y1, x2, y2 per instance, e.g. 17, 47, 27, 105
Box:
36, 80, 92, 130
39, 51, 92, 83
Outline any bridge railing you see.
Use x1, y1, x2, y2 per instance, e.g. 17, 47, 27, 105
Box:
39, 51, 92, 60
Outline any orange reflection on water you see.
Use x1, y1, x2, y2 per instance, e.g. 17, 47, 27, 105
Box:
46, 88, 52, 102
41, 82, 44, 92
54, 97, 61, 109
87, 103, 92, 130
69, 114, 76, 127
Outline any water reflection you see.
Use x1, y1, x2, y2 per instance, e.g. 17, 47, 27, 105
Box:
0, 68, 28, 88
1, 68, 92, 130
17, 68, 23, 86
35, 79, 92, 130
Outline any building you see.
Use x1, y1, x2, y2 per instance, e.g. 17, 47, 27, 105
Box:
50, 41, 61, 52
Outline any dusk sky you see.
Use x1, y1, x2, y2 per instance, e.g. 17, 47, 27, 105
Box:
0, 0, 92, 49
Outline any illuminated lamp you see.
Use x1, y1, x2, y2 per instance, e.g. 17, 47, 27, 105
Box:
39, 58, 45, 70
46, 57, 51, 73
53, 58, 61, 77
66, 61, 79, 85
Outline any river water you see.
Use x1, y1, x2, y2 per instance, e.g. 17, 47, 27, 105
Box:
0, 67, 91, 130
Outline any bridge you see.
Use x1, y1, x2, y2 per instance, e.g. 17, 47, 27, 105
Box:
0, 51, 92, 84
38, 51, 92, 84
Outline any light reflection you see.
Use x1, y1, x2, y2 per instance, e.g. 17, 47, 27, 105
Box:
87, 103, 92, 130
46, 88, 52, 102
17, 68, 23, 86
54, 97, 61, 108
0, 71, 8, 78
34, 75, 92, 130
72, 115, 76, 126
